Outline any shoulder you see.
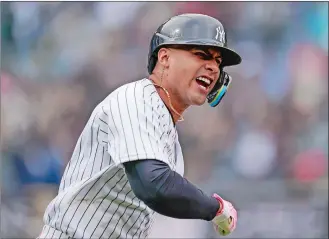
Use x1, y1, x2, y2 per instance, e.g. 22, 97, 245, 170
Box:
111, 78, 161, 109
97, 78, 164, 115
124, 78, 157, 102
103, 78, 155, 102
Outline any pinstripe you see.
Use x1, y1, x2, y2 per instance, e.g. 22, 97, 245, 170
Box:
144, 211, 156, 238
115, 196, 138, 236
143, 85, 156, 158
117, 87, 130, 158
103, 191, 134, 238
168, 151, 173, 161
125, 201, 143, 238
116, 196, 138, 238
156, 115, 161, 152
43, 225, 51, 238
89, 114, 98, 158
102, 105, 108, 116
99, 116, 116, 159
62, 148, 103, 235
40, 79, 184, 239
72, 168, 122, 238
153, 98, 157, 143
132, 210, 150, 238
125, 84, 138, 158
74, 153, 84, 182
160, 131, 165, 140
48, 201, 60, 229
68, 136, 82, 186
108, 97, 120, 162
90, 178, 129, 238
150, 94, 157, 153
81, 173, 126, 237
61, 171, 107, 233
80, 113, 98, 180
47, 214, 50, 224
134, 81, 147, 157
99, 116, 115, 139
162, 114, 173, 164
163, 143, 169, 155
51, 189, 72, 230
50, 227, 56, 238
99, 117, 107, 126
89, 125, 100, 177
100, 146, 105, 171
60, 160, 71, 190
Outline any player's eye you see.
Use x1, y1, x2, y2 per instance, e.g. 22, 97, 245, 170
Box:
194, 52, 211, 60
194, 51, 222, 66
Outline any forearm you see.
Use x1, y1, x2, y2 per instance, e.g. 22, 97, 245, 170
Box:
144, 169, 219, 220
123, 159, 219, 221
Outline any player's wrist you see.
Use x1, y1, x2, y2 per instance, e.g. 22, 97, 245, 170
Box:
212, 193, 224, 216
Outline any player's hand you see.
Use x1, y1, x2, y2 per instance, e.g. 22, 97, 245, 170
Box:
211, 193, 237, 237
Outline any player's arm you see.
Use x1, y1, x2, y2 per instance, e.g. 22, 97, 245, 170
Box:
105, 86, 236, 236
123, 159, 219, 220
123, 159, 237, 236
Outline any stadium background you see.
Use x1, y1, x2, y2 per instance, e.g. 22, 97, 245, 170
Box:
1, 2, 328, 238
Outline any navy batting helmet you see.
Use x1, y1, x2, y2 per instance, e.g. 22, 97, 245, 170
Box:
147, 13, 242, 74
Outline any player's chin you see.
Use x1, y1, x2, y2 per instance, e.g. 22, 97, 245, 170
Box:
186, 88, 208, 106
190, 95, 207, 106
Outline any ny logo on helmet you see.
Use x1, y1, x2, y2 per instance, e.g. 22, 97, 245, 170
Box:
215, 27, 225, 43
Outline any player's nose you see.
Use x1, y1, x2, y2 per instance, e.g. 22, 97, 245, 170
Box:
205, 60, 220, 75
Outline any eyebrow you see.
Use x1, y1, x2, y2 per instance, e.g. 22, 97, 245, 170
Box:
192, 48, 222, 59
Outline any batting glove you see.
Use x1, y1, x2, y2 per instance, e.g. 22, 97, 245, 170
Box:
211, 193, 237, 237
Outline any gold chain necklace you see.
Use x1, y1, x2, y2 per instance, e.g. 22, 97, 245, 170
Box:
152, 83, 184, 122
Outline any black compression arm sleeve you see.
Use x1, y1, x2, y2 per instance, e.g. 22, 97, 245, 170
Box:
123, 159, 219, 221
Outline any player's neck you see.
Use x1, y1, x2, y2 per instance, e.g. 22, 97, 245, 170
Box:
159, 87, 187, 122
148, 75, 188, 123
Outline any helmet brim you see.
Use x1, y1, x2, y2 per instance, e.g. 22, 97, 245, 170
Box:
154, 39, 242, 67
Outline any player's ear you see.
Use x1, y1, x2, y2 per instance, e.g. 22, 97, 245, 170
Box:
157, 48, 170, 68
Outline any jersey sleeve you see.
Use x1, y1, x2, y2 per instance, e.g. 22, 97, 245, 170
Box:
104, 83, 173, 166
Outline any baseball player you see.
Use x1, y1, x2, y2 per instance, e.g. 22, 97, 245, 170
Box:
38, 13, 242, 239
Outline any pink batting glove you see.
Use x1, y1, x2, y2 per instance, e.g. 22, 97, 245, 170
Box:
211, 193, 237, 236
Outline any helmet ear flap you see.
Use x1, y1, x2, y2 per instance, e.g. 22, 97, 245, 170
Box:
148, 56, 157, 74
207, 70, 232, 107
148, 33, 161, 74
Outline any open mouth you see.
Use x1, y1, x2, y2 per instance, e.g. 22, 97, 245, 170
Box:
195, 76, 213, 90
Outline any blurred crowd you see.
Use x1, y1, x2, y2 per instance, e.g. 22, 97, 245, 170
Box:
1, 2, 328, 238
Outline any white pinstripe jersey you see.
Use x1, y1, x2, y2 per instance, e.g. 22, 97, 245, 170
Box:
39, 79, 184, 239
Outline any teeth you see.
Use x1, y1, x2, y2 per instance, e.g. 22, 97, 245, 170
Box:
196, 77, 211, 86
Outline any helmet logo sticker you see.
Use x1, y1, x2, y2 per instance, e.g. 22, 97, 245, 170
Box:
170, 28, 182, 39
215, 27, 225, 43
